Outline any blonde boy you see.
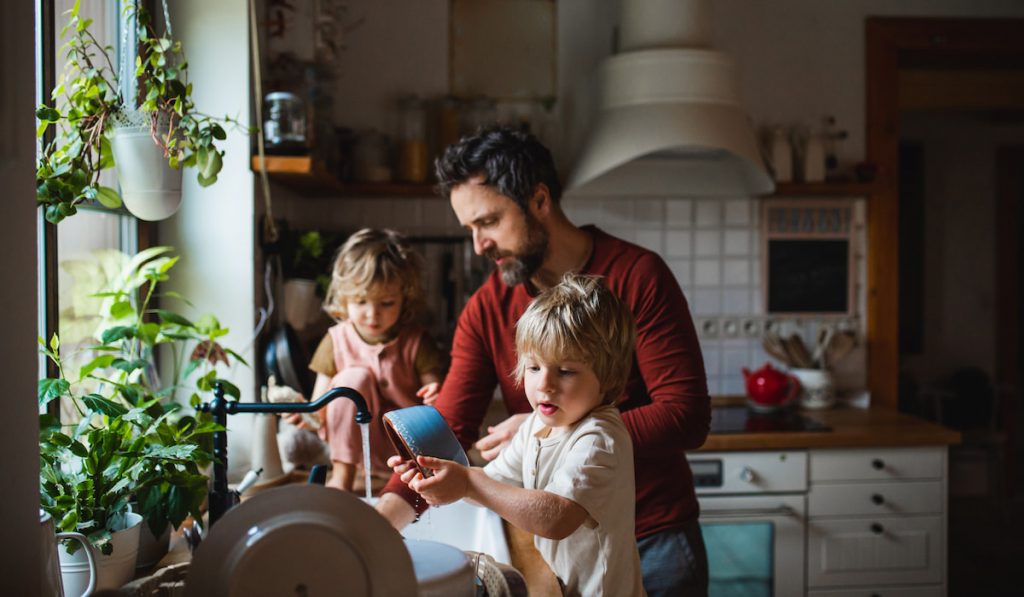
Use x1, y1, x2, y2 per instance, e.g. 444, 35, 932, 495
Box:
391, 274, 645, 596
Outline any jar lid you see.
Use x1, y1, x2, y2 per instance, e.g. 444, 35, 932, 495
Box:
265, 91, 301, 102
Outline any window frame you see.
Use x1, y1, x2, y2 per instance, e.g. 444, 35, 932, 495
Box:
37, 0, 153, 416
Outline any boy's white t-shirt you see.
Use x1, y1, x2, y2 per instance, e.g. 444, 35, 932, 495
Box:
483, 404, 646, 597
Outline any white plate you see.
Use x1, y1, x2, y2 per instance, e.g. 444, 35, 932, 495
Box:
187, 485, 416, 596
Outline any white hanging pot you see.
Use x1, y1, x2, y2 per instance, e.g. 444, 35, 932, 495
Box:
59, 511, 143, 596
110, 122, 183, 221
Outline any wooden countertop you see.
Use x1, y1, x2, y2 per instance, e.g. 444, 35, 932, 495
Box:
698, 403, 962, 451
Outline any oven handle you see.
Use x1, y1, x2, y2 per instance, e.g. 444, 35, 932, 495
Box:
700, 505, 797, 518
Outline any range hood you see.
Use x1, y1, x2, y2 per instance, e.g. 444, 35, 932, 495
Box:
567, 0, 774, 197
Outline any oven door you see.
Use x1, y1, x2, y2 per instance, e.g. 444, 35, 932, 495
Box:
698, 493, 805, 597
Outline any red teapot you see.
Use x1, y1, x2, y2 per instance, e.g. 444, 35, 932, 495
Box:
741, 363, 800, 411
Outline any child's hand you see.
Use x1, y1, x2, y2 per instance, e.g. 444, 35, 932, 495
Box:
267, 375, 320, 431
387, 454, 418, 477
405, 455, 469, 506
416, 382, 441, 405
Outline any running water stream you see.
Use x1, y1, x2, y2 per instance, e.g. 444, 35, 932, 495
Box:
359, 422, 372, 500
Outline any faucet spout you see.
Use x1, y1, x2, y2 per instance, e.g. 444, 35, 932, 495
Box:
316, 387, 373, 424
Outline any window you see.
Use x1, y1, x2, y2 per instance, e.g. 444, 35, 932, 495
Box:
39, 0, 142, 420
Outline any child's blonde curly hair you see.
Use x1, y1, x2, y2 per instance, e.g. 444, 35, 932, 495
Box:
322, 228, 425, 326
513, 273, 637, 404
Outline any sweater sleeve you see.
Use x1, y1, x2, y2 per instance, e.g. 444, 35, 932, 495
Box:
381, 291, 500, 509
619, 252, 711, 454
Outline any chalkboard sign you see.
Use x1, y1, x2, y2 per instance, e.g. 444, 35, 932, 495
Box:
767, 239, 850, 313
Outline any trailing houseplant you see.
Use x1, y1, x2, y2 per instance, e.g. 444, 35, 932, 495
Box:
38, 246, 246, 556
36, 1, 233, 224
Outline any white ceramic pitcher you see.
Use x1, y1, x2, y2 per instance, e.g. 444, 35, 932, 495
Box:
41, 509, 97, 597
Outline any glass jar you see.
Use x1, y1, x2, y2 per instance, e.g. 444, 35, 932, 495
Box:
397, 96, 428, 183
264, 92, 307, 155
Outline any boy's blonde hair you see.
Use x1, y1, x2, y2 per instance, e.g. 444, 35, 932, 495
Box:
514, 274, 636, 404
323, 228, 424, 326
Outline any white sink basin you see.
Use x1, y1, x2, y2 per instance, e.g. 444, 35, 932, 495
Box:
401, 501, 510, 565
363, 498, 510, 565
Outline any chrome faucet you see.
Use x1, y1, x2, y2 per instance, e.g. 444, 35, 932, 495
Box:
199, 382, 371, 527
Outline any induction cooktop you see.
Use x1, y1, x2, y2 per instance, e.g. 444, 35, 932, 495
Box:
710, 405, 831, 434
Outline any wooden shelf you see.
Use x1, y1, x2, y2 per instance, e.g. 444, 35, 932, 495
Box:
770, 181, 880, 197
251, 155, 437, 197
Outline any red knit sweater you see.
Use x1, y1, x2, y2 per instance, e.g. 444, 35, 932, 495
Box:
383, 226, 710, 538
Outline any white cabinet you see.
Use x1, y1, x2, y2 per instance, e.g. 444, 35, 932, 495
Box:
807, 447, 948, 596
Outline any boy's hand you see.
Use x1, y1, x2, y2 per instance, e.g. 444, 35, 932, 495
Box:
406, 455, 469, 506
474, 413, 529, 461
267, 375, 320, 430
416, 382, 441, 405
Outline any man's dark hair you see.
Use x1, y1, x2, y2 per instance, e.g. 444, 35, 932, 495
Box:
434, 125, 562, 210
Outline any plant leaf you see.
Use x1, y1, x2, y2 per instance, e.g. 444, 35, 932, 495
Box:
38, 378, 70, 406
80, 393, 128, 417
95, 186, 122, 208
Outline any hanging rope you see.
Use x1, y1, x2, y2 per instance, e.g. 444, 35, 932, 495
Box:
249, 0, 279, 245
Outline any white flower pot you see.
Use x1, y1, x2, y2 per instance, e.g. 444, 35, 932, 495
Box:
135, 520, 171, 569
283, 278, 321, 331
110, 124, 183, 221
59, 512, 143, 596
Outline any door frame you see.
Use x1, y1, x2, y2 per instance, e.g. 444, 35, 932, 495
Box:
865, 17, 1024, 409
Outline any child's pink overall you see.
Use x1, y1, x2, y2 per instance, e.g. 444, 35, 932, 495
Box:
321, 320, 424, 476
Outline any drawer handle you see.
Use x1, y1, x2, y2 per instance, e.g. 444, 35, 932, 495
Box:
871, 493, 885, 505
871, 458, 885, 470
870, 522, 885, 535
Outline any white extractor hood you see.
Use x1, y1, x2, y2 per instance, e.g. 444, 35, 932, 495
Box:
566, 0, 774, 197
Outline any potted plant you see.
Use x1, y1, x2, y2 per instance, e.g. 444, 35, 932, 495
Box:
35, 1, 234, 223
282, 229, 337, 331
38, 246, 244, 589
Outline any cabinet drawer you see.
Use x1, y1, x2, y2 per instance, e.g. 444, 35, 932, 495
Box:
808, 516, 943, 587
809, 481, 943, 518
810, 448, 943, 482
809, 586, 943, 597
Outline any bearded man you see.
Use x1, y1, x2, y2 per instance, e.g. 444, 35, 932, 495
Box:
376, 125, 712, 597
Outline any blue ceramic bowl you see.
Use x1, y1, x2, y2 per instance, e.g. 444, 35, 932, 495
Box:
383, 405, 469, 476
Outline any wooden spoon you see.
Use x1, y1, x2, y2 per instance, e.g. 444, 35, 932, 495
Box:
786, 334, 815, 368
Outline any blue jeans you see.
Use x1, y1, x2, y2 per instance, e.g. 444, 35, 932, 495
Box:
638, 520, 709, 597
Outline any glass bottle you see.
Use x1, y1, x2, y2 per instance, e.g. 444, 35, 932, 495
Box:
397, 96, 428, 183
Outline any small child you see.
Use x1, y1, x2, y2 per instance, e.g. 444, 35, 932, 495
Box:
281, 228, 444, 492
390, 274, 645, 597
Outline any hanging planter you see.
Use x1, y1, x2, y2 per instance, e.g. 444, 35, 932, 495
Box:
110, 112, 184, 221
35, 1, 233, 224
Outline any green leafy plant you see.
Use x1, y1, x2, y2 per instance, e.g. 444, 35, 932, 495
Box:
35, 1, 234, 224
284, 230, 340, 295
38, 247, 246, 553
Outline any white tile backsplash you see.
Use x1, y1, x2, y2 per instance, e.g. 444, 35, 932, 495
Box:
723, 259, 750, 285
694, 230, 721, 257
633, 200, 664, 228
694, 259, 721, 286
665, 230, 692, 258
665, 199, 692, 226
723, 230, 751, 256
634, 229, 663, 253
692, 288, 722, 315
724, 199, 751, 226
695, 200, 721, 227
668, 259, 691, 288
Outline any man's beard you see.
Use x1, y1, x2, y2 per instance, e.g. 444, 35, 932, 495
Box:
489, 216, 548, 286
